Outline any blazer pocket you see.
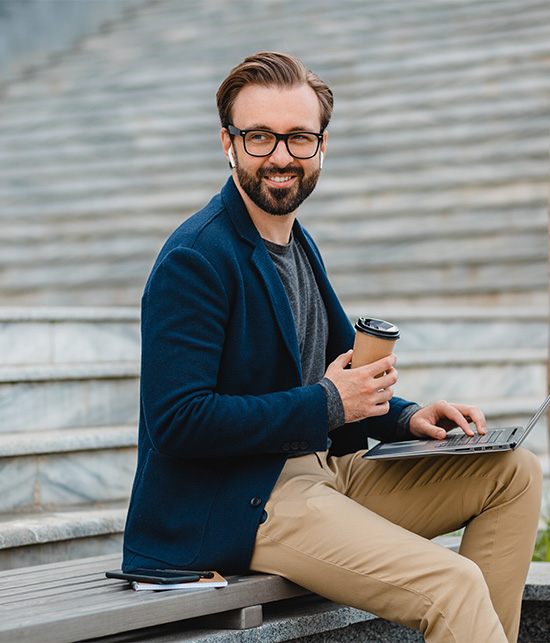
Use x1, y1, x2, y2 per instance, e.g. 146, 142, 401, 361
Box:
124, 449, 225, 567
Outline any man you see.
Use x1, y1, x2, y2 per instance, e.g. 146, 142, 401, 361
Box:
123, 52, 542, 642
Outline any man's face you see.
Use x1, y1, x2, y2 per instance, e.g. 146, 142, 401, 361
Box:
223, 83, 326, 217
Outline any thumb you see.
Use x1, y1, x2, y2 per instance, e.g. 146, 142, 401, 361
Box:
411, 417, 446, 440
334, 349, 353, 368
424, 424, 447, 440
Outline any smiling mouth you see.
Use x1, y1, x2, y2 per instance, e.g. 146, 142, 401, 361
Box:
265, 174, 295, 186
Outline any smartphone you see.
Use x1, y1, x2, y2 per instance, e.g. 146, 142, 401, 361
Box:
105, 569, 202, 584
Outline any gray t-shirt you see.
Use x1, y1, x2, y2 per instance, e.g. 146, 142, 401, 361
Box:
264, 235, 345, 441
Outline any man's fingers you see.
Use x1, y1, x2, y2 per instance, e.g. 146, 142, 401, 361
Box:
374, 353, 397, 371
354, 354, 397, 377
442, 403, 475, 436
456, 404, 487, 434
442, 402, 487, 436
411, 400, 487, 440
325, 350, 398, 424
377, 367, 398, 390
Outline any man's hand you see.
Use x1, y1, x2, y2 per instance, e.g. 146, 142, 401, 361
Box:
409, 400, 487, 440
324, 349, 398, 423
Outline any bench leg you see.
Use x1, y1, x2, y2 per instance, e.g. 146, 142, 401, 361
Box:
212, 604, 263, 629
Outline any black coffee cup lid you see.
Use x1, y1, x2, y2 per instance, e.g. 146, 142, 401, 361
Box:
355, 317, 400, 340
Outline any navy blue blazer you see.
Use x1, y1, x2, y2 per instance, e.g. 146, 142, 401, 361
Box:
122, 177, 414, 574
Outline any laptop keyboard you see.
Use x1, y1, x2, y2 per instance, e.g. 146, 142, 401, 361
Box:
434, 429, 507, 448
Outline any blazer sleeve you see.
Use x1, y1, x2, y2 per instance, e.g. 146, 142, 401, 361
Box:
140, 247, 330, 459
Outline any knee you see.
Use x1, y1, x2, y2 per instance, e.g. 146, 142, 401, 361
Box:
433, 555, 490, 610
451, 555, 487, 595
506, 447, 543, 494
423, 556, 503, 641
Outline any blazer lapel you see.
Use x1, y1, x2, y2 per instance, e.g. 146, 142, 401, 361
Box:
250, 245, 302, 378
221, 178, 303, 380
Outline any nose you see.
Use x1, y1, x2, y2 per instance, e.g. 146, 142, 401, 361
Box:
268, 139, 294, 166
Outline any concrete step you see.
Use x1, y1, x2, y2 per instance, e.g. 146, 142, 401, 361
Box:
330, 262, 547, 307
0, 307, 139, 366
328, 118, 550, 164
308, 207, 547, 244
2, 254, 545, 308
0, 230, 544, 299
0, 195, 545, 248
0, 184, 212, 220
397, 348, 546, 397
0, 209, 546, 306
0, 426, 137, 513
0, 503, 127, 570
3, 304, 545, 357
0, 362, 139, 433
322, 231, 546, 273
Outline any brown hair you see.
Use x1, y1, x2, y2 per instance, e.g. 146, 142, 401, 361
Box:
216, 51, 333, 132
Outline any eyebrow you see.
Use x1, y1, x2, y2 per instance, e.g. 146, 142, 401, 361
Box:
244, 124, 320, 133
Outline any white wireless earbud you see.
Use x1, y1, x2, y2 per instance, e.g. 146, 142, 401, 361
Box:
228, 147, 236, 168
320, 151, 324, 169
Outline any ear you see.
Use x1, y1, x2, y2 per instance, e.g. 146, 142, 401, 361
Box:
221, 128, 235, 169
320, 130, 328, 169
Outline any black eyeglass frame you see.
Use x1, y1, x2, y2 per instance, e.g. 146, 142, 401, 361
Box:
227, 124, 324, 159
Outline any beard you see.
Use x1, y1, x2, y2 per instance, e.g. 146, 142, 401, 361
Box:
235, 161, 320, 216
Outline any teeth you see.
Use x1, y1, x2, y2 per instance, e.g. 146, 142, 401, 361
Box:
269, 175, 292, 182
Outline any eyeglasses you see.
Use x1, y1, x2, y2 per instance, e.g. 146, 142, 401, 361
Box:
228, 124, 324, 159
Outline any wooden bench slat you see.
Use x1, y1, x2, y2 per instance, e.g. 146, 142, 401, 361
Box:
0, 557, 122, 596
0, 579, 127, 607
0, 575, 242, 612
0, 553, 121, 584
0, 572, 112, 596
1, 571, 226, 608
0, 586, 308, 643
0, 555, 310, 643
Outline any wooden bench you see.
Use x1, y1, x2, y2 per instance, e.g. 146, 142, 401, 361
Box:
0, 553, 311, 642
1, 551, 548, 643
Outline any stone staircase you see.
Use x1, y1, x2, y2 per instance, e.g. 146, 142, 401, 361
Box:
0, 0, 548, 309
0, 0, 549, 567
0, 308, 139, 569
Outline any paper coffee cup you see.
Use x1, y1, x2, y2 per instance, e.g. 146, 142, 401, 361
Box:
350, 317, 400, 374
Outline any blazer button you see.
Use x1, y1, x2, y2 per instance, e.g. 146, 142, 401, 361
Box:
250, 497, 262, 508
282, 442, 291, 451
300, 441, 309, 450
290, 441, 300, 450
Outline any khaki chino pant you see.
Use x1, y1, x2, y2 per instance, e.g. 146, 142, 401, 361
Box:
250, 447, 542, 642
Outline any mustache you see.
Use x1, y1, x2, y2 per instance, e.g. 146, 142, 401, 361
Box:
257, 165, 304, 178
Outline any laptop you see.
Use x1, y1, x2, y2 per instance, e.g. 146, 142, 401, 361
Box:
363, 395, 550, 460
